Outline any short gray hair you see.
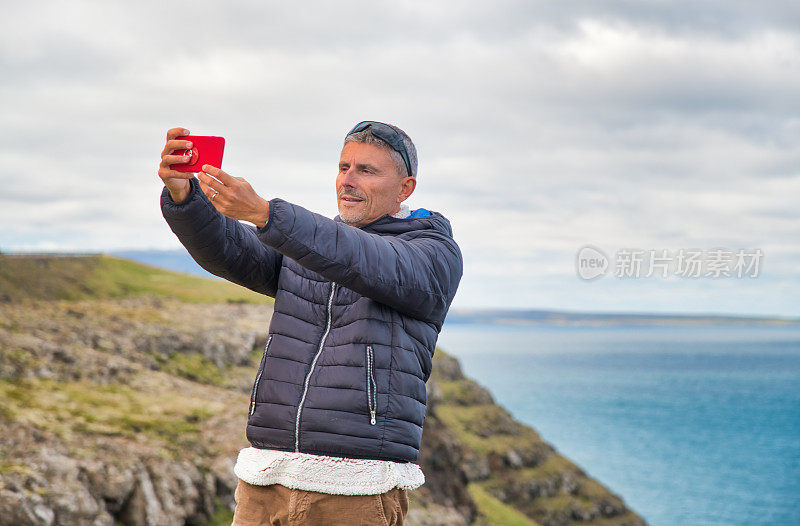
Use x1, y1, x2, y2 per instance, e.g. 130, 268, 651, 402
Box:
343, 123, 418, 179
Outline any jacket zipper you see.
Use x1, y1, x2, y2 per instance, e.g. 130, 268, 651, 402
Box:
366, 344, 377, 425
295, 281, 337, 452
250, 334, 273, 416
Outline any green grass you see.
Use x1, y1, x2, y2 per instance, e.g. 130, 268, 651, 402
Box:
436, 377, 493, 405
0, 377, 225, 457
0, 459, 35, 476
516, 454, 576, 480
527, 493, 574, 512
433, 402, 543, 457
150, 352, 229, 386
204, 498, 235, 526
0, 254, 273, 304
467, 482, 541, 526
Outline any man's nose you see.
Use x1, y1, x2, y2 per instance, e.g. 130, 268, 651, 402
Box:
340, 166, 358, 186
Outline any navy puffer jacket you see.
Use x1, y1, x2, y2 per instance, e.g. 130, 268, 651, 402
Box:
161, 177, 463, 463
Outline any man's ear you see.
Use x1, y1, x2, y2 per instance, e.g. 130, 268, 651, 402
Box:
400, 177, 416, 201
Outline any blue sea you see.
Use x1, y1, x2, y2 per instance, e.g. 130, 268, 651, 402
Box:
435, 323, 800, 526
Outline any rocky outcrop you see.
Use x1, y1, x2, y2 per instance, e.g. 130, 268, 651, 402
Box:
0, 296, 261, 525
0, 431, 233, 526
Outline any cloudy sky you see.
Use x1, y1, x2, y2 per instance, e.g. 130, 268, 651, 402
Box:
2, 1, 799, 317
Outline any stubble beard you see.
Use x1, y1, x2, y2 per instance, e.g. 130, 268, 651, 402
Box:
339, 201, 368, 226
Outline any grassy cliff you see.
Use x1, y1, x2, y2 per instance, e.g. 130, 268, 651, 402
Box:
0, 254, 647, 525
0, 253, 271, 304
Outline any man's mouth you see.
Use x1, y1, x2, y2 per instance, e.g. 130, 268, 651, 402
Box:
341, 196, 364, 203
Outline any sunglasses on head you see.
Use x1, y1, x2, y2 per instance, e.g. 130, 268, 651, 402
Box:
345, 121, 414, 179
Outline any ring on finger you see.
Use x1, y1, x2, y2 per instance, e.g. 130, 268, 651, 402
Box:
211, 191, 219, 201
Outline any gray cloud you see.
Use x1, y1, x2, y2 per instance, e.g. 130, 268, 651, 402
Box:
1, 1, 799, 316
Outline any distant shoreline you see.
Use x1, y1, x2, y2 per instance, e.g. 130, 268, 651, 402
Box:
445, 309, 800, 327
5, 250, 798, 326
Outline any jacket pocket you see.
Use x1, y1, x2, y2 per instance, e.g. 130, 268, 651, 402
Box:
250, 334, 273, 416
366, 344, 377, 425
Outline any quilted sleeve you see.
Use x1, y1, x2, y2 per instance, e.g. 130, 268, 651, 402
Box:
255, 198, 463, 325
160, 177, 283, 297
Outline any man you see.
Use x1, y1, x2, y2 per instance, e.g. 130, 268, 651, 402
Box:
158, 121, 463, 525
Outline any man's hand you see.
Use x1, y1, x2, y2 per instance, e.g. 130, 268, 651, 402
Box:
197, 165, 270, 228
158, 127, 195, 203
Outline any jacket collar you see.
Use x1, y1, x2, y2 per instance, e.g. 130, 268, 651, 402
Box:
333, 206, 453, 237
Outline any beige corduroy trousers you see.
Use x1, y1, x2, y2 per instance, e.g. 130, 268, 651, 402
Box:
231, 478, 409, 525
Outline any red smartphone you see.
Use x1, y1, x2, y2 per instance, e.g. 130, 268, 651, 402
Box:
169, 135, 225, 172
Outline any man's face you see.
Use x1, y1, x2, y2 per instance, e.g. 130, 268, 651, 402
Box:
337, 141, 415, 227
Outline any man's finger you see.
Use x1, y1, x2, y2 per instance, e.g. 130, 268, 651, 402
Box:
197, 178, 219, 202
161, 139, 193, 157
158, 167, 195, 180
166, 127, 191, 141
198, 171, 222, 192
161, 153, 192, 166
202, 165, 236, 186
